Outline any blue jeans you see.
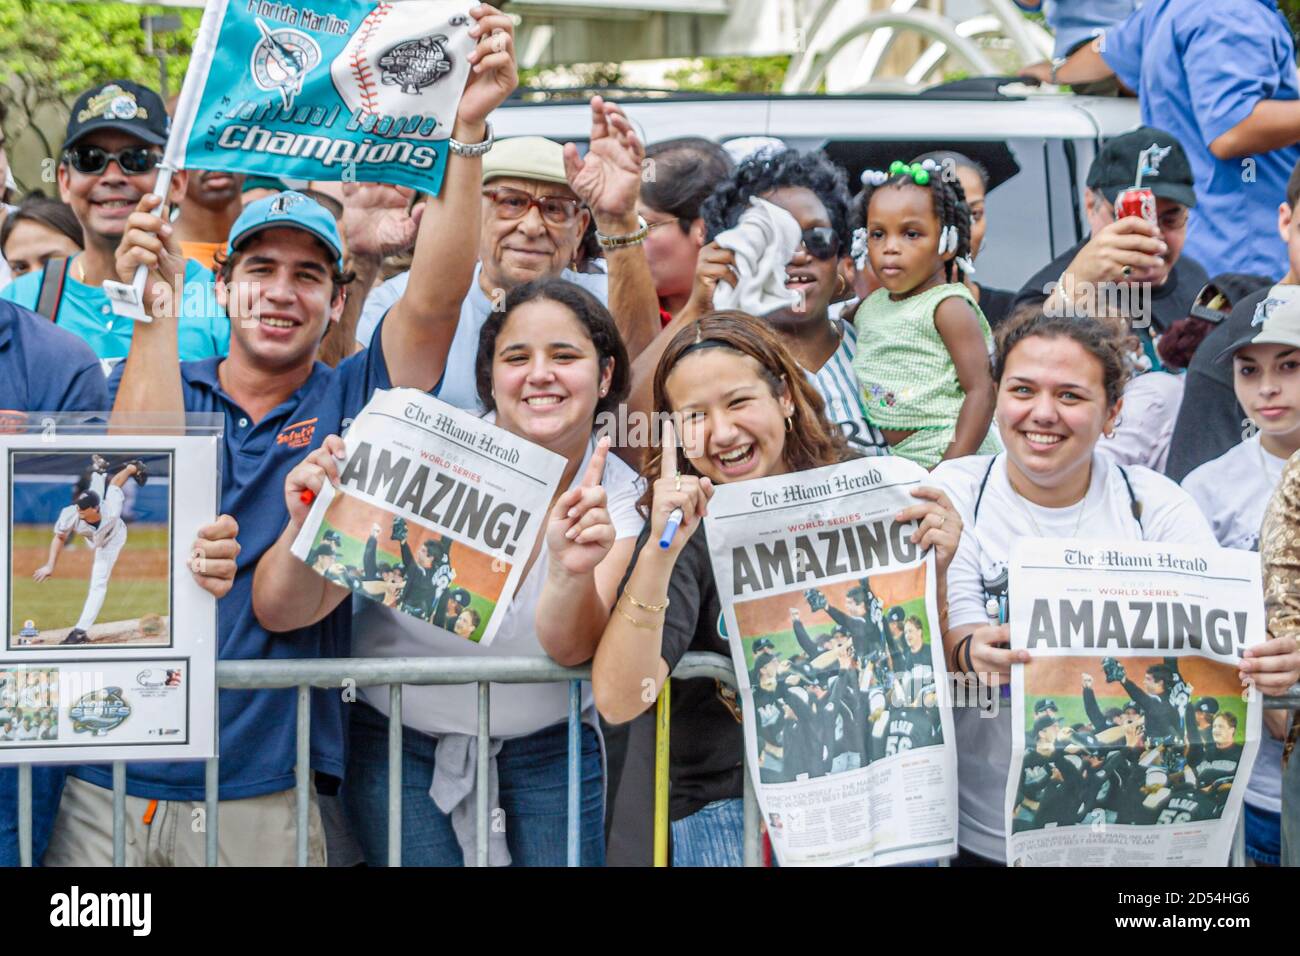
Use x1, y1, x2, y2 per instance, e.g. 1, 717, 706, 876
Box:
672, 798, 744, 867
1244, 803, 1281, 866
343, 702, 604, 867
0, 766, 66, 867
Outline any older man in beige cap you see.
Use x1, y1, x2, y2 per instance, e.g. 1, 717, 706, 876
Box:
355, 95, 658, 411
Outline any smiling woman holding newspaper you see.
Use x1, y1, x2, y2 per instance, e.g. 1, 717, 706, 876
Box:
592, 311, 962, 866
254, 277, 641, 867
931, 307, 1300, 866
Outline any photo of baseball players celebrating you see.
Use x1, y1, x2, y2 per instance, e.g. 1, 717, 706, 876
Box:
9, 451, 171, 648
1011, 655, 1248, 834
736, 570, 943, 785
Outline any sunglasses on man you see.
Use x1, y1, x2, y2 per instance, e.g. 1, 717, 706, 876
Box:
63, 144, 163, 176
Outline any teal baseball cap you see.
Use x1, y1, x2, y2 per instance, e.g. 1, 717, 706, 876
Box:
227, 191, 344, 270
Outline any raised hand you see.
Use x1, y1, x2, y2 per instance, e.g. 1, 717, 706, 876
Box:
546, 435, 617, 576
341, 182, 421, 260
681, 241, 739, 319
562, 95, 645, 229
650, 418, 713, 557
115, 193, 187, 317
459, 4, 518, 129
284, 435, 346, 528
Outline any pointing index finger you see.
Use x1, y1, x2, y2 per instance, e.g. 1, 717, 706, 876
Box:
660, 417, 678, 480
582, 435, 610, 488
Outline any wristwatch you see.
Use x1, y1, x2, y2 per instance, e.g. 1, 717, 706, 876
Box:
449, 122, 493, 158
1049, 56, 1068, 85
596, 216, 649, 251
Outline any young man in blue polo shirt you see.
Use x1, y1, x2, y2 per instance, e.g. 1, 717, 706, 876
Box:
0, 80, 229, 372
0, 299, 108, 867
1041, 0, 1300, 278
40, 6, 518, 867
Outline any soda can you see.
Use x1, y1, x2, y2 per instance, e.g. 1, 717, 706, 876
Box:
1115, 187, 1157, 229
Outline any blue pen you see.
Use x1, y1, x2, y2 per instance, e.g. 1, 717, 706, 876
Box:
987, 597, 1012, 700
659, 508, 684, 549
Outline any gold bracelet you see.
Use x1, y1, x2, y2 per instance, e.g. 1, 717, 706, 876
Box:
616, 606, 660, 630
624, 592, 668, 613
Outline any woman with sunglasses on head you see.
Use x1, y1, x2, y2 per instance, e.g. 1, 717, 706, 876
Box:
594, 312, 962, 865
931, 306, 1300, 866
631, 148, 890, 461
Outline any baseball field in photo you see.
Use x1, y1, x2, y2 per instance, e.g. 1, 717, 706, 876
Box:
8, 450, 172, 647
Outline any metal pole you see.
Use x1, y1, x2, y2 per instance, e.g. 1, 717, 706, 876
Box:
653, 679, 671, 867
476, 681, 490, 867
17, 764, 32, 867
388, 684, 403, 867
296, 684, 310, 867
112, 762, 126, 867
566, 679, 581, 867
205, 756, 218, 866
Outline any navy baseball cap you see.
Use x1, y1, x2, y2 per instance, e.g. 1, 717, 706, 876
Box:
1034, 698, 1058, 714
886, 607, 905, 623
65, 80, 169, 150
1087, 126, 1197, 208
752, 637, 776, 654
227, 191, 344, 269
1195, 698, 1220, 715
1032, 714, 1061, 735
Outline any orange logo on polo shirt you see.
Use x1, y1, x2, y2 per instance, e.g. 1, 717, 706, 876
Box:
276, 417, 317, 449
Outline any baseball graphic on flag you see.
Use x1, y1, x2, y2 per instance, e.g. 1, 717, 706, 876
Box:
330, 1, 476, 138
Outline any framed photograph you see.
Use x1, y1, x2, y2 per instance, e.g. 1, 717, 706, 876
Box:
0, 425, 219, 764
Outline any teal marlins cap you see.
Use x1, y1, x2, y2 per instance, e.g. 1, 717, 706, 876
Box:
227, 191, 344, 270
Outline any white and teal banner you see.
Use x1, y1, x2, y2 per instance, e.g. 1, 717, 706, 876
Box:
169, 0, 475, 193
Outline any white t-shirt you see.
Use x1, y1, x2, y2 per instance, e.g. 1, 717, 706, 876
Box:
931, 452, 1216, 862
1182, 433, 1289, 813
355, 264, 610, 413
353, 432, 644, 738
1096, 370, 1184, 474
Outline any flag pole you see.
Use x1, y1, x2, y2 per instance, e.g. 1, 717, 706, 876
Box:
105, 0, 229, 320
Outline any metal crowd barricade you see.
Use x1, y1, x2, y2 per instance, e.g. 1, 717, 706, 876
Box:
13, 651, 756, 867
15, 669, 1297, 867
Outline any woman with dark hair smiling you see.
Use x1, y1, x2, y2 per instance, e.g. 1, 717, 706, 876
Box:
931, 307, 1300, 866
254, 277, 644, 866
593, 311, 961, 865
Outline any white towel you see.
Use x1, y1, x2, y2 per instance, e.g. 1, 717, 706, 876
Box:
711, 196, 802, 317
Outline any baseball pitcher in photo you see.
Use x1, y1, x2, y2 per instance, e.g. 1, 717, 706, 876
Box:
32, 455, 148, 644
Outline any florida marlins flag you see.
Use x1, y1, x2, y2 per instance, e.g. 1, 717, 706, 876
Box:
170, 0, 476, 194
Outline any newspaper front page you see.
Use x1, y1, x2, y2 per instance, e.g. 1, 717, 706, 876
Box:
291, 388, 565, 646
704, 456, 958, 866
1006, 538, 1263, 866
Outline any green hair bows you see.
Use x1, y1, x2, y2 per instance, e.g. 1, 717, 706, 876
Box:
888, 160, 933, 185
